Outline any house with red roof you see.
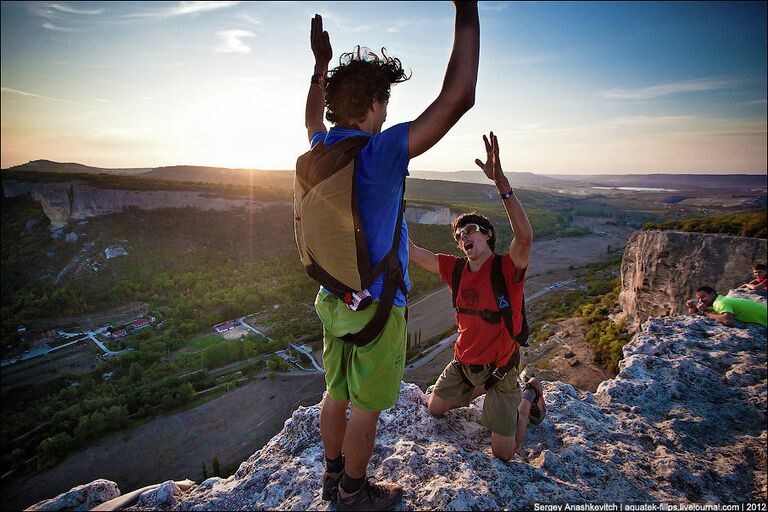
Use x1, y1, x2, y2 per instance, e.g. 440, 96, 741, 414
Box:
214, 321, 237, 333
131, 318, 151, 330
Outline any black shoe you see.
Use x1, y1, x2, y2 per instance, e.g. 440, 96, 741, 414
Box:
337, 478, 403, 511
322, 466, 344, 502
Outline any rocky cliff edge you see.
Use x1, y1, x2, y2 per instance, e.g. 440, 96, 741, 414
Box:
29, 291, 767, 511
618, 230, 767, 331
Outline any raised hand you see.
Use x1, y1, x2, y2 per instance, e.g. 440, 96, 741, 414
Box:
311, 14, 332, 69
474, 131, 504, 183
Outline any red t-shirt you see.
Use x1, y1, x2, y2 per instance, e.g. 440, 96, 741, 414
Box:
438, 253, 526, 366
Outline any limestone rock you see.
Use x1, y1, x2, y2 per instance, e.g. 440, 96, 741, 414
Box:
133, 480, 182, 510
2, 179, 287, 229
618, 230, 766, 331
26, 479, 120, 511
34, 291, 768, 510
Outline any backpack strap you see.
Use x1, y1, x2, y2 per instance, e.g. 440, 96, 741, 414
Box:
450, 257, 467, 310
296, 136, 371, 192
340, 187, 407, 347
491, 254, 530, 347
490, 254, 514, 339
483, 348, 521, 391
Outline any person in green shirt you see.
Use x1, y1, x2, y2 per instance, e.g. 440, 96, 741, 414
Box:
686, 286, 767, 327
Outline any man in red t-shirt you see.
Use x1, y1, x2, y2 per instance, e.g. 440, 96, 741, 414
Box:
409, 132, 546, 461
745, 263, 767, 292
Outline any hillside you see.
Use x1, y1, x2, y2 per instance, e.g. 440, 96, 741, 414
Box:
29, 289, 767, 510
3, 160, 152, 176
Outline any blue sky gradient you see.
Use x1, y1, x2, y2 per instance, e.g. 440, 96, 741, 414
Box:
1, 1, 766, 173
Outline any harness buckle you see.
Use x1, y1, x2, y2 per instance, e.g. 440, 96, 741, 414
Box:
490, 367, 507, 381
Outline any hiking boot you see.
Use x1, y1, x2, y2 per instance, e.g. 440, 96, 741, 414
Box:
524, 377, 547, 425
321, 466, 344, 502
337, 478, 403, 511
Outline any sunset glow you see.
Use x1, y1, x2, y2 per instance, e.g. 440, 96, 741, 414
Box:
1, 1, 766, 174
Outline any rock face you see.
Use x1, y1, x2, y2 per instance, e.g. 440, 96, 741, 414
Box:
618, 230, 767, 331
31, 291, 767, 510
4, 179, 457, 230
404, 204, 460, 225
1, 180, 286, 229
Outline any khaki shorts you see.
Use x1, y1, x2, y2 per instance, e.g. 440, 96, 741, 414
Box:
315, 290, 407, 412
432, 357, 521, 437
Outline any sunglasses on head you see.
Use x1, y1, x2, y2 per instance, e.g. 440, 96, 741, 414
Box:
454, 223, 487, 241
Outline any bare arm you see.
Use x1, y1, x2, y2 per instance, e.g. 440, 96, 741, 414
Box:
475, 132, 532, 271
408, 2, 479, 159
695, 302, 735, 326
409, 238, 439, 274
702, 311, 735, 326
305, 14, 331, 142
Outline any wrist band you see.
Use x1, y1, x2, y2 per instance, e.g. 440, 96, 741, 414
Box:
311, 72, 324, 86
499, 188, 514, 200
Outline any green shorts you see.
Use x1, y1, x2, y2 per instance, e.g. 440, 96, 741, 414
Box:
432, 358, 521, 437
315, 290, 407, 412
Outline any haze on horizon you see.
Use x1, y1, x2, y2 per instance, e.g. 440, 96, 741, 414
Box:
1, 1, 766, 175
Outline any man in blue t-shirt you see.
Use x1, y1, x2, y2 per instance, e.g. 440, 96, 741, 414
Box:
304, 6, 480, 510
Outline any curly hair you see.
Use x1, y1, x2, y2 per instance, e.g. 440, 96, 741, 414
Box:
324, 46, 411, 125
451, 212, 496, 252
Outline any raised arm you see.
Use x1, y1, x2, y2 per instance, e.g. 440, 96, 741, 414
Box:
305, 14, 331, 142
475, 132, 533, 271
409, 238, 440, 274
408, 2, 479, 159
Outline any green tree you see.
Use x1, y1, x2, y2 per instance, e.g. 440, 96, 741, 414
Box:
161, 392, 175, 411
37, 432, 74, 469
129, 362, 142, 383
105, 404, 129, 430
212, 456, 221, 477
178, 382, 195, 404
202, 461, 208, 480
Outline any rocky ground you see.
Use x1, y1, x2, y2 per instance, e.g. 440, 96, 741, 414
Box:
524, 317, 615, 392
30, 290, 767, 510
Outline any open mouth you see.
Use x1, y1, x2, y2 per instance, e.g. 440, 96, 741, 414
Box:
464, 242, 474, 252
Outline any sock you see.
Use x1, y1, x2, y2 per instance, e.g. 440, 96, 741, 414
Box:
340, 472, 365, 493
522, 388, 537, 404
325, 454, 344, 473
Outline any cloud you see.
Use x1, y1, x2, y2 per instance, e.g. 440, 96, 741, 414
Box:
607, 115, 697, 126
238, 13, 262, 25
1, 87, 90, 107
41, 21, 74, 31
742, 99, 767, 106
49, 3, 104, 15
28, 2, 103, 31
479, 2, 511, 12
92, 97, 112, 104
125, 1, 239, 18
215, 29, 255, 54
600, 77, 745, 100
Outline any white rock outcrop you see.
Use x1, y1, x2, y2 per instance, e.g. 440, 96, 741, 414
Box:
31, 290, 767, 510
25, 479, 120, 511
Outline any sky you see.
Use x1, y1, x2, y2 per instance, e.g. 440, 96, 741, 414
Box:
1, 1, 766, 174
